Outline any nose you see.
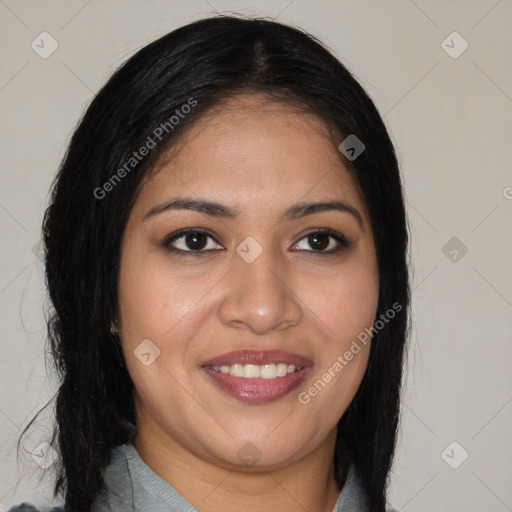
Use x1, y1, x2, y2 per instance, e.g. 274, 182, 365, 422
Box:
218, 247, 303, 335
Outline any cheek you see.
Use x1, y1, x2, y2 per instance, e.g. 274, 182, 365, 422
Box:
315, 279, 376, 374
307, 256, 379, 346
117, 249, 223, 402
117, 257, 203, 422
296, 252, 378, 412
118, 250, 216, 344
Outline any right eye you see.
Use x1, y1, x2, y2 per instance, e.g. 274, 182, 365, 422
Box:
163, 228, 224, 255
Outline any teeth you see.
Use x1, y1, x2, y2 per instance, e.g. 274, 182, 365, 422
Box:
210, 363, 303, 379
230, 364, 244, 377
243, 364, 260, 378
260, 363, 277, 379
276, 363, 288, 377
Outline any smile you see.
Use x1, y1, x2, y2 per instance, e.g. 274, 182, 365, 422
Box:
208, 363, 303, 379
201, 350, 311, 403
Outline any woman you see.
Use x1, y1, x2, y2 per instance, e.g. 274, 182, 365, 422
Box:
8, 14, 409, 512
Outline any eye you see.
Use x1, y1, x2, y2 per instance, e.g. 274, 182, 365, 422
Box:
163, 228, 223, 255
292, 229, 350, 254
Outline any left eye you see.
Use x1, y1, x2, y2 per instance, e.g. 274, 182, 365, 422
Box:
293, 230, 349, 253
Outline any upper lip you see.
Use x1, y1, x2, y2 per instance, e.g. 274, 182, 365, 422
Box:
202, 349, 312, 367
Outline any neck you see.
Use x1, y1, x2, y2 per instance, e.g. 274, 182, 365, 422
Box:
134, 421, 344, 512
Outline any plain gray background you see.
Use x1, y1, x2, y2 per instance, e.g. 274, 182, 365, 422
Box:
1, 1, 511, 510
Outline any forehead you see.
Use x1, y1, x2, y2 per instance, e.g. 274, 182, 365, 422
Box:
136, 94, 366, 219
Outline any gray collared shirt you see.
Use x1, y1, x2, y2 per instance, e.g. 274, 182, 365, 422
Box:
94, 444, 372, 512
6, 443, 398, 511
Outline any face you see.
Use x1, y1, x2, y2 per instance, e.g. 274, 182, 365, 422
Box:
118, 94, 379, 470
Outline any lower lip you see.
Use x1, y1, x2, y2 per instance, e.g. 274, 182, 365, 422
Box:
202, 367, 310, 403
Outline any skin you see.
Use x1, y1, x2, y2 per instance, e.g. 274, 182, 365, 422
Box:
118, 93, 379, 512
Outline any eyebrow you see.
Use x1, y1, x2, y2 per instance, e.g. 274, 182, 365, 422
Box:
143, 197, 364, 228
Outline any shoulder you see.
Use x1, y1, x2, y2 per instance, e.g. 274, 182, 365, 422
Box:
4, 504, 64, 512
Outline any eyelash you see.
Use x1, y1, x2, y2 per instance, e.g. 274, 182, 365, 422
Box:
162, 228, 351, 257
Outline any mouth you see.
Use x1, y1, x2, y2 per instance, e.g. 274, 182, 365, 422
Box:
201, 349, 312, 403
